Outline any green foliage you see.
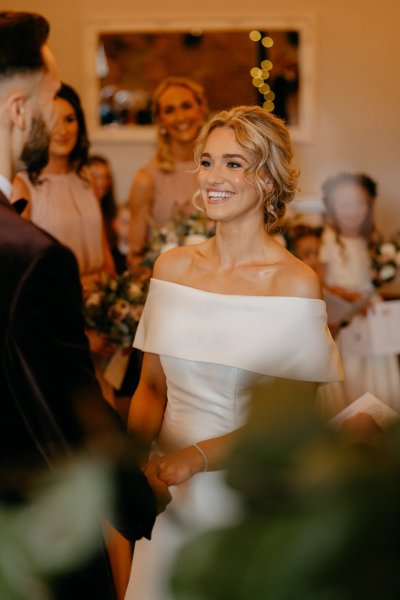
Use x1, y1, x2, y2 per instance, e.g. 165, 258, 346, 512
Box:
0, 456, 114, 600
171, 380, 400, 599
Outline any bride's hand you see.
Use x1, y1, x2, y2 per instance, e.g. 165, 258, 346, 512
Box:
157, 446, 205, 486
143, 455, 172, 514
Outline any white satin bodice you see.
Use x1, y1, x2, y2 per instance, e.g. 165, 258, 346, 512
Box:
134, 278, 343, 453
157, 358, 273, 453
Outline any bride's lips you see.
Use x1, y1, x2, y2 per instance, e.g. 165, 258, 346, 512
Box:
207, 190, 235, 204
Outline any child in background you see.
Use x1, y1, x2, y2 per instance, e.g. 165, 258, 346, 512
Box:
286, 224, 324, 278
319, 172, 400, 410
111, 203, 131, 274
286, 224, 344, 338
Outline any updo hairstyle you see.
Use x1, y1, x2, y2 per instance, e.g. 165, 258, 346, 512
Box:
194, 105, 299, 229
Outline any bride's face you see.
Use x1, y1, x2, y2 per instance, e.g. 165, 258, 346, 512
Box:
198, 126, 264, 223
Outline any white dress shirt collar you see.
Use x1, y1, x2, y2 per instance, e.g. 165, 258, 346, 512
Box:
0, 174, 12, 199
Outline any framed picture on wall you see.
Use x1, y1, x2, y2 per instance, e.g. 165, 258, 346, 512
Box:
82, 15, 317, 144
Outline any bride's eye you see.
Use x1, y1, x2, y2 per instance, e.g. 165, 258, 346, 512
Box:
227, 161, 242, 169
200, 159, 212, 168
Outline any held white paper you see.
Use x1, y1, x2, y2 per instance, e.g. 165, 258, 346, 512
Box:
323, 289, 372, 326
368, 300, 400, 355
338, 300, 400, 357
329, 392, 400, 430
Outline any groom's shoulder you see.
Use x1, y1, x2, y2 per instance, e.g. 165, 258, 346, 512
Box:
0, 207, 78, 276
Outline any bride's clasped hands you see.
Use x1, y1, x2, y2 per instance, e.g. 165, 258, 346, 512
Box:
152, 446, 207, 486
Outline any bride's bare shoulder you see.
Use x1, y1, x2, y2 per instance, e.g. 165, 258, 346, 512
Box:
152, 244, 202, 282
279, 251, 322, 299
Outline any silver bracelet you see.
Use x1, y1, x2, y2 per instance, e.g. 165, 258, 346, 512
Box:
193, 443, 208, 473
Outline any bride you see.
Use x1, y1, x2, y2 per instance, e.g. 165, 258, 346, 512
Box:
125, 105, 342, 600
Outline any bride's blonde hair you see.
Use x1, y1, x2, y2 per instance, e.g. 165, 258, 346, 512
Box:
194, 105, 299, 230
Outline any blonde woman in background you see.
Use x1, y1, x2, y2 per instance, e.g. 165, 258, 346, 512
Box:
128, 76, 208, 268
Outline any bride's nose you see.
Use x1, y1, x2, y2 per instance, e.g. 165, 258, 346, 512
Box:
206, 164, 224, 185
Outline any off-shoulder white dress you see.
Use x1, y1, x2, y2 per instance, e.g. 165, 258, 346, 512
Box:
125, 279, 342, 600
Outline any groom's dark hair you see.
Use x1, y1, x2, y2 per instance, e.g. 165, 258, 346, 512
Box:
0, 11, 49, 79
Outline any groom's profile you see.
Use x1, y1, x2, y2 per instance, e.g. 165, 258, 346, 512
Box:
0, 11, 170, 599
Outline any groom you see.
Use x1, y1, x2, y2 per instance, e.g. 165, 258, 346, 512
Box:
0, 11, 170, 599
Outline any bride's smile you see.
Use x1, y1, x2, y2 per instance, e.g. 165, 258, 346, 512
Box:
198, 127, 261, 221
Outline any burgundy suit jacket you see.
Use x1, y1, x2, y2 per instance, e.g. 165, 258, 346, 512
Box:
0, 192, 156, 598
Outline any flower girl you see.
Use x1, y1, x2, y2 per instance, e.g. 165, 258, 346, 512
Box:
319, 172, 400, 410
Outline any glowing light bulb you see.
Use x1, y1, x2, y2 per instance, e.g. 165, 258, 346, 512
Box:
261, 37, 274, 48
249, 30, 262, 42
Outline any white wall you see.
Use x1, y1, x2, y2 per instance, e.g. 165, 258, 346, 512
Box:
8, 0, 400, 232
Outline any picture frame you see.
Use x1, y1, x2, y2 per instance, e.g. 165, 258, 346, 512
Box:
82, 15, 317, 144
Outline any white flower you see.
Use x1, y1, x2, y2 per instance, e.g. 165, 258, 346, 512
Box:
183, 234, 207, 246
86, 292, 102, 306
380, 242, 397, 260
160, 242, 178, 254
379, 264, 397, 281
128, 282, 143, 297
166, 231, 179, 244
108, 299, 130, 321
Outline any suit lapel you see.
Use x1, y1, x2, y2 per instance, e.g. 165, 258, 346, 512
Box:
0, 189, 10, 208
0, 190, 27, 214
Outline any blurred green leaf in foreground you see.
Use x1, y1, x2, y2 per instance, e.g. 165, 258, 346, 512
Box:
0, 455, 114, 600
171, 379, 400, 600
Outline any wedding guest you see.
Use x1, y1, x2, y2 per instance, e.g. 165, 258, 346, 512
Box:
110, 203, 131, 274
124, 105, 343, 600
87, 154, 118, 246
12, 82, 115, 285
285, 224, 324, 279
0, 10, 170, 600
128, 76, 208, 268
319, 172, 400, 409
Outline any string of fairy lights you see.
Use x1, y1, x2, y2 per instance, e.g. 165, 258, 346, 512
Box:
249, 30, 275, 112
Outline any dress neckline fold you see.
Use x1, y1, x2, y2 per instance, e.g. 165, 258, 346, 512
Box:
151, 277, 325, 304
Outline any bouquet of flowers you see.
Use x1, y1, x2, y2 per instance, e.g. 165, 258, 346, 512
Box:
371, 231, 400, 287
84, 271, 149, 348
142, 209, 215, 268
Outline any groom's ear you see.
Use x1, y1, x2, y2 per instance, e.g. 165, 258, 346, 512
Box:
7, 93, 29, 131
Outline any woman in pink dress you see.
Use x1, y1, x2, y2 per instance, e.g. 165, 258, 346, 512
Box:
128, 77, 208, 268
12, 83, 114, 281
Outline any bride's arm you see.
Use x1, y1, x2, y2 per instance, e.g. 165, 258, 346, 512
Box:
157, 430, 242, 486
127, 351, 168, 464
